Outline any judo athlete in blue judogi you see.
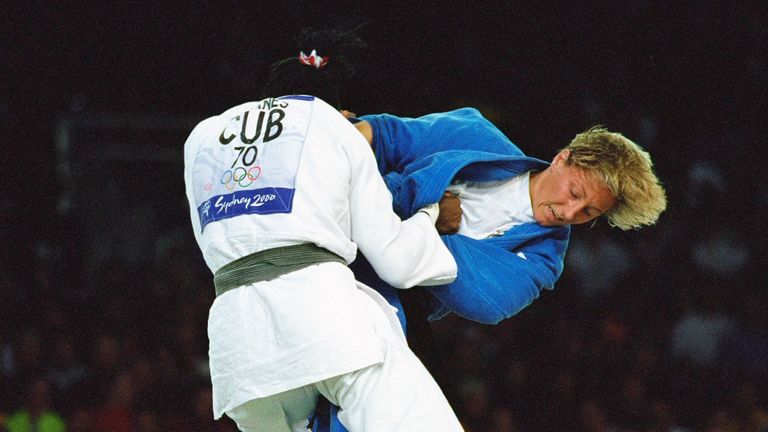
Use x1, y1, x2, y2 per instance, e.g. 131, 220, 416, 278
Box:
313, 107, 667, 431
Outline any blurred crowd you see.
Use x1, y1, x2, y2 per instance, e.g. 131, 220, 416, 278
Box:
0, 240, 237, 432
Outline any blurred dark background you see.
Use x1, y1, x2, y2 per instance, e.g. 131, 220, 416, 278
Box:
1, 1, 767, 431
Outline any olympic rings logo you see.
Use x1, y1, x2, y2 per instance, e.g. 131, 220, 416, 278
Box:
221, 166, 262, 190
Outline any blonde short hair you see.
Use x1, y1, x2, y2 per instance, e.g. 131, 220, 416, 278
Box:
564, 126, 667, 230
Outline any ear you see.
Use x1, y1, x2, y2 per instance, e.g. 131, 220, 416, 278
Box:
552, 149, 571, 168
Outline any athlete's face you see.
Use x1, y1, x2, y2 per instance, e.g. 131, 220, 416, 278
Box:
529, 150, 616, 226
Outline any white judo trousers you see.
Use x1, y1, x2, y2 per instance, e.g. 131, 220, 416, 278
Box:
223, 268, 464, 432
183, 96, 463, 431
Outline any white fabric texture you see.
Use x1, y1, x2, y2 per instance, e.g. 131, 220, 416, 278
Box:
447, 172, 535, 239
226, 283, 464, 432
183, 96, 458, 419
184, 97, 457, 287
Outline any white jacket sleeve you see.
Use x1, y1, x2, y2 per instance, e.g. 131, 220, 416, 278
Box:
339, 115, 457, 288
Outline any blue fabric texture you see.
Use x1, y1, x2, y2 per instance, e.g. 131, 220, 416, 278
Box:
360, 108, 570, 324
314, 108, 571, 432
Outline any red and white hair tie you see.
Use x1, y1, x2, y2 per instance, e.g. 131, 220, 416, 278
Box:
298, 50, 329, 69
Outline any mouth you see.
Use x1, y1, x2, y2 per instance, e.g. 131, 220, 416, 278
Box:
547, 205, 562, 223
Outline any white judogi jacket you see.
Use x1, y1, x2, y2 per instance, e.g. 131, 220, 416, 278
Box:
183, 96, 457, 418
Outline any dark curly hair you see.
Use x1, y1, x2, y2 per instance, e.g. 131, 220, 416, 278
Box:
260, 28, 366, 108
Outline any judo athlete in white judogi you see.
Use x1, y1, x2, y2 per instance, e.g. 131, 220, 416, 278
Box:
184, 95, 464, 432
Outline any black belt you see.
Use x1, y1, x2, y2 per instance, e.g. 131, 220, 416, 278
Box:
214, 243, 346, 297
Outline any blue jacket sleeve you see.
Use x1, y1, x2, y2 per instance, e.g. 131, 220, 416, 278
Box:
361, 109, 541, 216
426, 227, 570, 325
381, 171, 410, 216
360, 108, 525, 173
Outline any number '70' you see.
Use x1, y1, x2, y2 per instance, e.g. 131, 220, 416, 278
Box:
232, 146, 258, 168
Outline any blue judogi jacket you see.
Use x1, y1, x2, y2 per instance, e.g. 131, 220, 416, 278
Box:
364, 108, 570, 325
312, 108, 570, 431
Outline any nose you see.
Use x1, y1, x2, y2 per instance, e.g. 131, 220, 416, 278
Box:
563, 202, 584, 222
